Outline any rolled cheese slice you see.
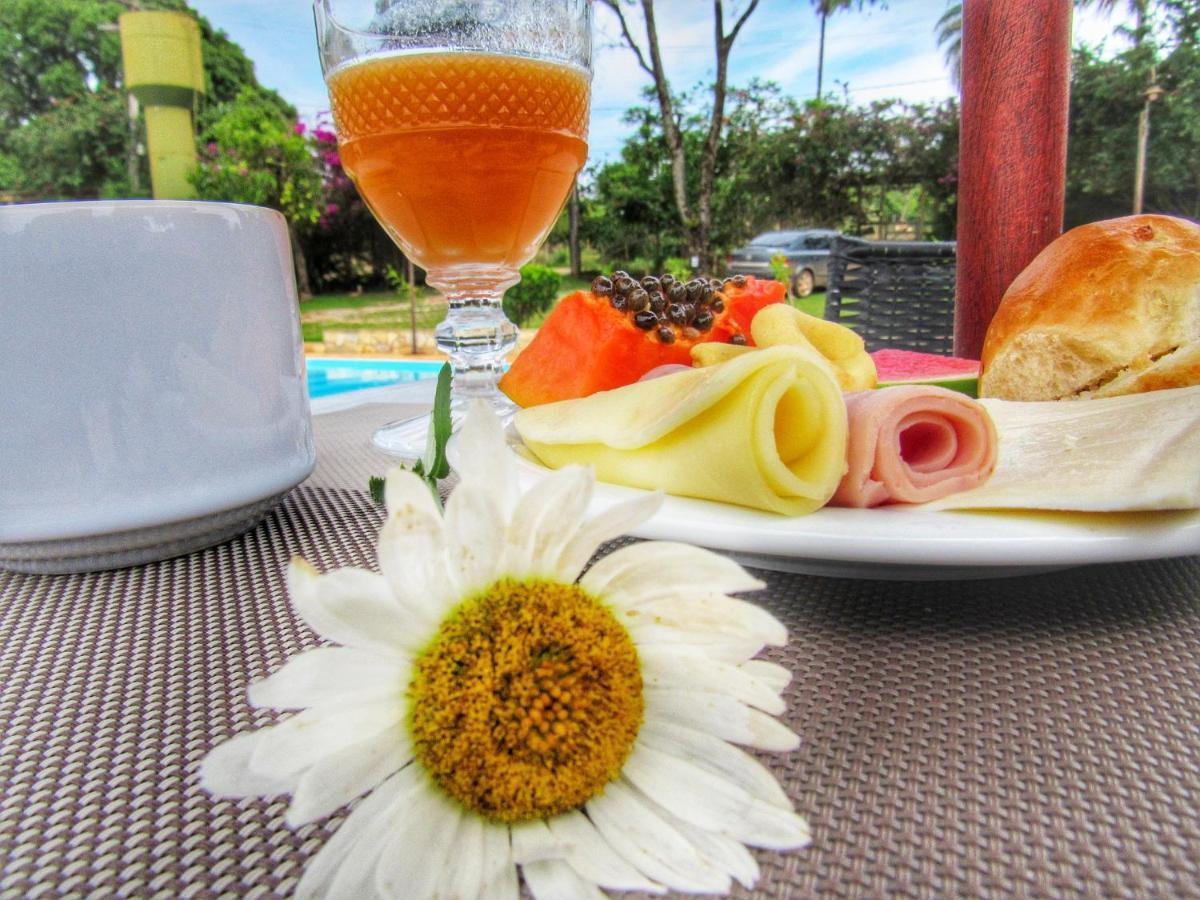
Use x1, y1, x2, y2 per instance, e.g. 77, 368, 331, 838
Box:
928, 385, 1200, 511
830, 385, 998, 507
515, 345, 848, 516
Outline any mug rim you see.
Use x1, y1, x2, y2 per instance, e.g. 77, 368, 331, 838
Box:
0, 198, 288, 223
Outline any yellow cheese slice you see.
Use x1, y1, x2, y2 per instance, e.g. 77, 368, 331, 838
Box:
927, 386, 1200, 510
514, 344, 849, 516
689, 305, 877, 392
751, 304, 877, 391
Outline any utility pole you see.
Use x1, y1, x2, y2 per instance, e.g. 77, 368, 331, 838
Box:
406, 256, 418, 355
816, 10, 827, 98
568, 180, 581, 279
126, 94, 141, 195
1133, 67, 1164, 214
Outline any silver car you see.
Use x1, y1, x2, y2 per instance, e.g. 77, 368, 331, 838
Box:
725, 229, 841, 297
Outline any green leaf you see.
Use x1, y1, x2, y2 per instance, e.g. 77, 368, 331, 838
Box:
368, 475, 386, 506
366, 362, 454, 506
426, 363, 453, 480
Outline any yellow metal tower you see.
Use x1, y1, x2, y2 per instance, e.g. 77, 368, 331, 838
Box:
119, 11, 205, 199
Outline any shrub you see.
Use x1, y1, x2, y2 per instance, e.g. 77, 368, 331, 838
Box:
663, 257, 692, 281
503, 263, 561, 326
769, 252, 792, 287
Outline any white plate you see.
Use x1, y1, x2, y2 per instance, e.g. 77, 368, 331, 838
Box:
498, 440, 1200, 581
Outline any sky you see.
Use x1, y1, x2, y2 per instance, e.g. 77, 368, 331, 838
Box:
188, 0, 1134, 168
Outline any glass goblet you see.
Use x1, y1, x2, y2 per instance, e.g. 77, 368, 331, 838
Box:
313, 0, 593, 457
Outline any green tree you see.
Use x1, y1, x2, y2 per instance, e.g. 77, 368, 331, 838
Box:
1067, 31, 1200, 222
597, 0, 762, 267
0, 0, 291, 201
811, 1, 884, 99
2, 88, 131, 199
583, 81, 960, 271
190, 87, 324, 295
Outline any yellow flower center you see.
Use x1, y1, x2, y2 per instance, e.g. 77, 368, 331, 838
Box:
408, 578, 643, 823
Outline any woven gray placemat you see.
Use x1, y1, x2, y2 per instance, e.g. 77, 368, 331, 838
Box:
1, 405, 1198, 898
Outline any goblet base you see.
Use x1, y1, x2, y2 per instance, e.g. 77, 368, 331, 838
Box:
371, 391, 520, 459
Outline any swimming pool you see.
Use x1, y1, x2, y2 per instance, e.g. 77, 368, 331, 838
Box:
306, 357, 443, 398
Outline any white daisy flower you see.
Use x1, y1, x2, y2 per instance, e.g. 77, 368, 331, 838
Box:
200, 403, 810, 898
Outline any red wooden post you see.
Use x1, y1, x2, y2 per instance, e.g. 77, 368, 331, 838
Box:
954, 0, 1072, 359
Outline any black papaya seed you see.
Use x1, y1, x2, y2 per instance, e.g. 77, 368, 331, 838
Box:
633, 310, 658, 330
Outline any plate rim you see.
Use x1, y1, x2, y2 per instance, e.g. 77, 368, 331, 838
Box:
496, 441, 1200, 576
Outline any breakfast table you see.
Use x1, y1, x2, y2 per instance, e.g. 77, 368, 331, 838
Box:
1, 383, 1198, 898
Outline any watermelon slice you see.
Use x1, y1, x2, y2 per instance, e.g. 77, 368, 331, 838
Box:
871, 348, 980, 397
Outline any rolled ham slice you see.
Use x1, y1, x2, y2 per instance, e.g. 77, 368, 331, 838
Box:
830, 385, 997, 507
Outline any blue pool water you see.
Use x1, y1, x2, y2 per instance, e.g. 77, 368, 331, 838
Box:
306, 357, 443, 398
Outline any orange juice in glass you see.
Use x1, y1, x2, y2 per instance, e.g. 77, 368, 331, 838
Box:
313, 1, 592, 456
328, 52, 588, 271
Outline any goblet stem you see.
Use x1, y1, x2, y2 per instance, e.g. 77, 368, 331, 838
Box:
430, 265, 521, 422
370, 265, 523, 459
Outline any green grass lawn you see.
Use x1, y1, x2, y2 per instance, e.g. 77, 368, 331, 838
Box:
791, 292, 826, 318
301, 281, 826, 343
301, 288, 445, 342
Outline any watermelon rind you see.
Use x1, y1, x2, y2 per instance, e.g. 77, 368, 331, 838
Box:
877, 374, 979, 397
870, 349, 980, 398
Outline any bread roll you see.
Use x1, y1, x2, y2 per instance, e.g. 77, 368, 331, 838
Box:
979, 214, 1200, 400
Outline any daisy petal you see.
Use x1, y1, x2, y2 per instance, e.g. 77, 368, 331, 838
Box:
554, 491, 663, 581
585, 779, 731, 893
639, 646, 785, 715
622, 744, 811, 849
293, 767, 413, 899
439, 810, 485, 899
656, 810, 762, 890
523, 859, 607, 900
455, 400, 518, 518
645, 688, 800, 752
443, 478, 508, 595
328, 768, 441, 900
373, 779, 463, 900
285, 723, 412, 826
287, 561, 424, 655
484, 858, 521, 900
545, 810, 665, 894
479, 820, 516, 894
247, 647, 406, 711
627, 594, 788, 647
581, 541, 764, 605
503, 465, 593, 578
625, 622, 767, 664
640, 721, 792, 809
199, 730, 295, 798
383, 465, 440, 520
510, 819, 569, 865
739, 659, 793, 693
250, 700, 402, 776
376, 477, 455, 628
326, 806, 396, 898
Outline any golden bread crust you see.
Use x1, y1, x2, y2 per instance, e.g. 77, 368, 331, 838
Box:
979, 214, 1200, 400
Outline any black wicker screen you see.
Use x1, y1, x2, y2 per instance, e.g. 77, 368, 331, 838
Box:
824, 236, 958, 355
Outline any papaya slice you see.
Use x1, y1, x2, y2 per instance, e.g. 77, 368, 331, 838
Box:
500, 275, 786, 407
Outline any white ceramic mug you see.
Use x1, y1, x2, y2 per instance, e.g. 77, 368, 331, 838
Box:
0, 200, 316, 573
